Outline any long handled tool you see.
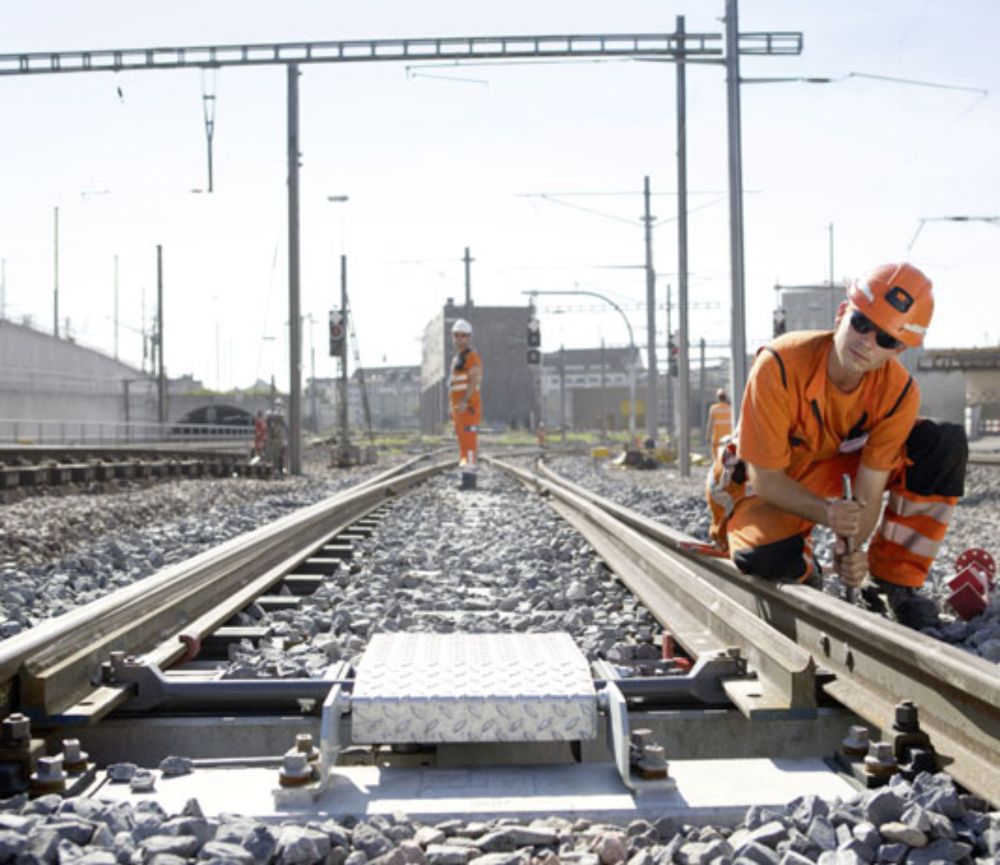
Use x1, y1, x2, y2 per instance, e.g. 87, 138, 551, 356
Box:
841, 473, 859, 604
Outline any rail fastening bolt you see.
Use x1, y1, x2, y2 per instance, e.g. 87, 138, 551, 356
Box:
864, 741, 898, 778
61, 739, 89, 773
279, 752, 316, 787
34, 756, 65, 783
894, 699, 919, 733
294, 733, 320, 762
1, 713, 31, 744
841, 725, 870, 758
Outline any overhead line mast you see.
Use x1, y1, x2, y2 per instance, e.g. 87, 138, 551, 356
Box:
2, 24, 801, 473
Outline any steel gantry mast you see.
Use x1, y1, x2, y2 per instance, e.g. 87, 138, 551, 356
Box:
1, 23, 801, 474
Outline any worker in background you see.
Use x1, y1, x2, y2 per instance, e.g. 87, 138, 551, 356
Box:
449, 318, 482, 490
706, 388, 732, 457
253, 410, 267, 459
707, 263, 967, 630
266, 399, 288, 477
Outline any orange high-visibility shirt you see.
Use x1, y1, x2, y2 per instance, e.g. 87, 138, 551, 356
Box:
449, 348, 482, 411
707, 401, 732, 452
738, 330, 918, 482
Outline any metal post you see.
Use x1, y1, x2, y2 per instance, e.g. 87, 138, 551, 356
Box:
627, 347, 637, 443
340, 254, 349, 447
287, 63, 302, 475
643, 175, 657, 445
53, 206, 60, 337
1, 257, 5, 318
828, 222, 835, 287
724, 0, 747, 424
156, 245, 166, 426
559, 344, 566, 443
463, 246, 473, 316
665, 283, 674, 442
698, 337, 706, 448
600, 338, 608, 440
113, 254, 119, 360
538, 346, 546, 430
310, 340, 317, 432
676, 15, 692, 477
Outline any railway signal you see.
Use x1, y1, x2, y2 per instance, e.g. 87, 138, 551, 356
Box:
527, 318, 541, 364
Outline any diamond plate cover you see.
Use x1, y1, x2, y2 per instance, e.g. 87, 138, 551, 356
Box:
351, 633, 597, 743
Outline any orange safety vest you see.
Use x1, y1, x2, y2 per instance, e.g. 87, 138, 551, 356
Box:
707, 401, 732, 453
449, 348, 482, 413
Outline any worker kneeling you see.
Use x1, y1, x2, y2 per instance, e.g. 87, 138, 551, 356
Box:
707, 263, 967, 630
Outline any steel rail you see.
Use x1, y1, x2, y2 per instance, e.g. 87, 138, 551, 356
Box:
1, 454, 450, 722
968, 452, 1000, 466
487, 456, 817, 718
532, 458, 1000, 805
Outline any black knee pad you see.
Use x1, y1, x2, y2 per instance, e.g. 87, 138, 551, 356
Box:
904, 419, 967, 498
733, 534, 809, 582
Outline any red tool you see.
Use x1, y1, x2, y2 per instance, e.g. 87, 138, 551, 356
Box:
678, 541, 729, 558
946, 548, 995, 620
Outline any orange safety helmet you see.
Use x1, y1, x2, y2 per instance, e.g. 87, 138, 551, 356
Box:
847, 262, 933, 348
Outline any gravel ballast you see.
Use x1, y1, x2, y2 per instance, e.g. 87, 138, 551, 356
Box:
1, 453, 998, 862
0, 770, 996, 865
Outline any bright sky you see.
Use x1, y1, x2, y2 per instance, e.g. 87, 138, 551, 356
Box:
1, 1, 998, 391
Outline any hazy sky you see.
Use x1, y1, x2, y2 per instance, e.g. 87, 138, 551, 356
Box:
1, 1, 998, 390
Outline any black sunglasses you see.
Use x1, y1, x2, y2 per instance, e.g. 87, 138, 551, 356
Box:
849, 310, 903, 350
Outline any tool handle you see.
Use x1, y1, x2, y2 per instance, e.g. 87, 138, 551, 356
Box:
841, 474, 855, 553
841, 473, 859, 601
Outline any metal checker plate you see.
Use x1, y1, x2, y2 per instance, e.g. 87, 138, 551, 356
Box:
351, 633, 597, 743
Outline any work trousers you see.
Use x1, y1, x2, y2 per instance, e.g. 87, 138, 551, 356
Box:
706, 419, 967, 588
452, 404, 481, 473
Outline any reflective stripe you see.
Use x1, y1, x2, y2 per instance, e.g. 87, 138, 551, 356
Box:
886, 493, 954, 524
878, 520, 940, 559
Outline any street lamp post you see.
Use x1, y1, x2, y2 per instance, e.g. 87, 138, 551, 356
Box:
524, 289, 637, 440
53, 206, 60, 337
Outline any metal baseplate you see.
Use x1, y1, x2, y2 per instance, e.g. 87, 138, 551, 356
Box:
271, 632, 674, 806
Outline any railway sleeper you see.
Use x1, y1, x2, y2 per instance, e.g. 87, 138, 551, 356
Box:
89, 634, 771, 799
24, 627, 869, 819
199, 626, 272, 659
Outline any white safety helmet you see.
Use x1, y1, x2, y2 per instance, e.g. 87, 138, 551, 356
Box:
452, 318, 472, 335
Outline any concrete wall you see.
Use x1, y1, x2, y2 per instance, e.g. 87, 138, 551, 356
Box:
0, 318, 277, 434
0, 319, 158, 423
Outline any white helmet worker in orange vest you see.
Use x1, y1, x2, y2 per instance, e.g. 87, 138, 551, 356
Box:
448, 318, 483, 490
707, 262, 966, 630
706, 388, 732, 457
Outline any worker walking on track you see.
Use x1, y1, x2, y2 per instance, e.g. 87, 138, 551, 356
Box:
707, 262, 967, 630
706, 388, 732, 457
449, 318, 483, 490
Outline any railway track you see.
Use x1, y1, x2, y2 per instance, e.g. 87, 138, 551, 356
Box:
0, 452, 996, 817
0, 443, 273, 497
